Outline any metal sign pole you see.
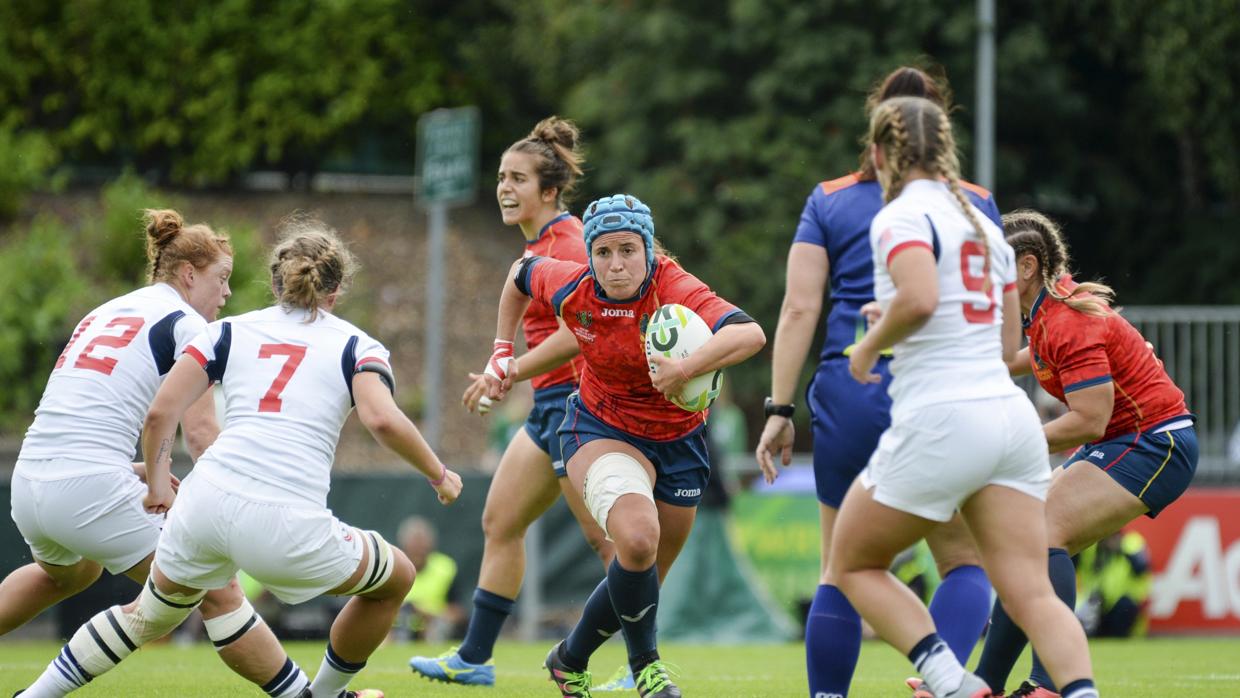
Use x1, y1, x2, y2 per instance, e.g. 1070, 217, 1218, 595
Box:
423, 202, 447, 450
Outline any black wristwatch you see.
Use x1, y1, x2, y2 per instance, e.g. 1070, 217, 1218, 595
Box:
764, 397, 795, 418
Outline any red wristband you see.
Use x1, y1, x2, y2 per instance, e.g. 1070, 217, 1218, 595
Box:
429, 465, 447, 487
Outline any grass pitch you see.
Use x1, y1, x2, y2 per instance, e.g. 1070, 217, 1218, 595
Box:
1, 637, 1237, 697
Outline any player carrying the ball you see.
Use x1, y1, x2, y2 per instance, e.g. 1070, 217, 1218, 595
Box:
483, 194, 765, 698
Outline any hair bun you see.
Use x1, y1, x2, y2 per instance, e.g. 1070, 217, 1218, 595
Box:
143, 209, 184, 248
529, 116, 579, 151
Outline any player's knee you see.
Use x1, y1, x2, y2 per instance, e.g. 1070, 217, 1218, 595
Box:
387, 549, 416, 598
583, 452, 654, 541
611, 516, 660, 569
198, 578, 245, 617
203, 595, 264, 651
480, 503, 522, 544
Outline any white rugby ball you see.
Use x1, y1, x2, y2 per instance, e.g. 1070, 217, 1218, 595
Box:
645, 303, 724, 412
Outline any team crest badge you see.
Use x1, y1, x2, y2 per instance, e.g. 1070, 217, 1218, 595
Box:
576, 310, 593, 328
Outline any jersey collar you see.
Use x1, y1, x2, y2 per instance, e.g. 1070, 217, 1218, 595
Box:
1024, 287, 1048, 329
527, 212, 572, 246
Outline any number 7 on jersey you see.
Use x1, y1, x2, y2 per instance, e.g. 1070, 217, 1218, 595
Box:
258, 344, 307, 412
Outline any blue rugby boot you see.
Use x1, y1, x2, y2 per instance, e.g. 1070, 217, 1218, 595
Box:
593, 664, 636, 691
409, 646, 496, 686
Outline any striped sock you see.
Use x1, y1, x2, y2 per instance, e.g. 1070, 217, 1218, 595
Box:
310, 643, 365, 698
261, 656, 311, 697
21, 645, 92, 698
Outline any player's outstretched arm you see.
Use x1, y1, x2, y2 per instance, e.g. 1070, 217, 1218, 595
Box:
142, 354, 212, 513
354, 372, 461, 504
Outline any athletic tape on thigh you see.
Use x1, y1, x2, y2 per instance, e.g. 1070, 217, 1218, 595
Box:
583, 452, 654, 537
345, 529, 395, 596
203, 596, 262, 649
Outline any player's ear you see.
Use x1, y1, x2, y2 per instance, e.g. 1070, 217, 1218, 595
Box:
541, 186, 558, 204
1018, 253, 1038, 280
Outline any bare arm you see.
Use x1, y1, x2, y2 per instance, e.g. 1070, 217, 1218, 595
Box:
180, 387, 220, 461
756, 243, 828, 482
514, 319, 580, 380
141, 355, 212, 513
849, 247, 938, 384
1001, 288, 1022, 365
1008, 347, 1032, 376
484, 260, 536, 399
354, 372, 462, 504
1044, 381, 1114, 453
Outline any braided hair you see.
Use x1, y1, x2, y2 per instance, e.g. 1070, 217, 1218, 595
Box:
1003, 210, 1114, 317
869, 96, 992, 291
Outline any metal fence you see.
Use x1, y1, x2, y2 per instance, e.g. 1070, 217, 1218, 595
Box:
1114, 306, 1240, 483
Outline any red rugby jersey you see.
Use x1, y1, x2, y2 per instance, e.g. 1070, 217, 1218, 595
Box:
1025, 277, 1189, 441
522, 213, 588, 390
523, 255, 742, 441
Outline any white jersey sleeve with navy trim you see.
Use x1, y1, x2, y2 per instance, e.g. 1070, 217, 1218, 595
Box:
18, 284, 207, 472
869, 180, 1022, 413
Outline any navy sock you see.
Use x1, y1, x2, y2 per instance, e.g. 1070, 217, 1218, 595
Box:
1060, 678, 1099, 698
1029, 548, 1077, 691
973, 597, 1025, 693
458, 588, 515, 664
805, 584, 861, 698
564, 578, 622, 669
605, 559, 660, 673
929, 565, 992, 663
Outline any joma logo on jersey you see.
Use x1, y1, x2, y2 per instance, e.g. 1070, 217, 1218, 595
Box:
600, 308, 635, 318
576, 310, 593, 328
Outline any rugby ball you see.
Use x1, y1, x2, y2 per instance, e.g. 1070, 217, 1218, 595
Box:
644, 303, 724, 412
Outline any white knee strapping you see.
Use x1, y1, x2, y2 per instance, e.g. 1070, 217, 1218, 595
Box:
583, 452, 654, 538
345, 529, 396, 596
204, 596, 263, 649
67, 579, 204, 677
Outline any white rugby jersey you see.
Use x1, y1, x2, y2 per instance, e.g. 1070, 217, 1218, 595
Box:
185, 305, 392, 508
870, 179, 1022, 412
20, 284, 206, 471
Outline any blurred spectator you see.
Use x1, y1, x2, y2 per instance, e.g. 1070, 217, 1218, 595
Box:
1074, 530, 1151, 637
705, 385, 748, 501
395, 516, 463, 642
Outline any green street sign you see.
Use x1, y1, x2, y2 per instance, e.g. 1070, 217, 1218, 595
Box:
416, 106, 480, 206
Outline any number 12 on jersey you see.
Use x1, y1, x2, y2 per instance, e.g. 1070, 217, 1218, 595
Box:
258, 344, 306, 412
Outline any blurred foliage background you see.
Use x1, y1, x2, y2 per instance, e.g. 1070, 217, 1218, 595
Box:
0, 0, 1236, 454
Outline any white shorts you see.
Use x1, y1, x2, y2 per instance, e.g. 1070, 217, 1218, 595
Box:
10, 460, 162, 575
155, 473, 363, 604
860, 394, 1051, 522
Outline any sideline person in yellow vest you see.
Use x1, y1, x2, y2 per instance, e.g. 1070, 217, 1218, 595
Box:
1075, 530, 1151, 637
396, 516, 462, 642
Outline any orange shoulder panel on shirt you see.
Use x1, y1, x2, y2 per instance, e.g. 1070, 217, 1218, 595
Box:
819, 173, 862, 196
958, 180, 993, 200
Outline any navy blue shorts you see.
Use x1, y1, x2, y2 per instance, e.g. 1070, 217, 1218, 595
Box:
807, 357, 893, 508
1066, 417, 1198, 518
525, 383, 575, 478
557, 392, 710, 508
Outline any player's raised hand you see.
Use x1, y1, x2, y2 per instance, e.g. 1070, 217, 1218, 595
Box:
483, 339, 517, 400
431, 467, 463, 505
755, 416, 795, 484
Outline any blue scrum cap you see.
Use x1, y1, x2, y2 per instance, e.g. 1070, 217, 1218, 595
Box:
582, 194, 655, 274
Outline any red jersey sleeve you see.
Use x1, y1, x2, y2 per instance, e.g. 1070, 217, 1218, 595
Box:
1045, 312, 1113, 393
522, 256, 590, 316
654, 259, 742, 331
